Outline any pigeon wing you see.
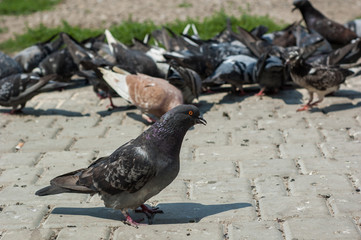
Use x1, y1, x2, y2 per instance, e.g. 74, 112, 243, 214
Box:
304, 67, 346, 90
78, 143, 157, 194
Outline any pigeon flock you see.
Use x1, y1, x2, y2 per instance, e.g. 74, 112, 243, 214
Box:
1, 0, 361, 226
0, 0, 360, 117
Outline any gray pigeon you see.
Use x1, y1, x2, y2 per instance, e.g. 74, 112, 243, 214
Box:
14, 34, 63, 72
0, 51, 22, 79
35, 104, 206, 226
0, 73, 58, 113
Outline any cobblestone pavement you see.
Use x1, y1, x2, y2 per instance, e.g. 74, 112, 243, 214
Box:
0, 75, 361, 240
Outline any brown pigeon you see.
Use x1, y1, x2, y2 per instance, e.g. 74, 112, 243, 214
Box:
99, 67, 184, 122
286, 50, 354, 111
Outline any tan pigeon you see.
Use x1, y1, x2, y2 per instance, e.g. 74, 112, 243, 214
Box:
99, 67, 183, 122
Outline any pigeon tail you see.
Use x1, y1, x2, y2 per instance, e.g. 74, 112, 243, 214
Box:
35, 185, 72, 196
99, 67, 131, 102
105, 29, 127, 55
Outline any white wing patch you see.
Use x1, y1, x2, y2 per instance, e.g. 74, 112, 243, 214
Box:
99, 68, 131, 102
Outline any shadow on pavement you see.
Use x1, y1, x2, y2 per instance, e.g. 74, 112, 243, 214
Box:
311, 101, 361, 114
97, 105, 137, 117
0, 108, 90, 117
51, 202, 252, 224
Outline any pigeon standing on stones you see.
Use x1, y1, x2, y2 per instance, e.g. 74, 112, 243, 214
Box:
203, 54, 257, 94
0, 73, 58, 113
286, 50, 354, 111
99, 67, 184, 122
166, 61, 202, 104
36, 104, 206, 227
292, 0, 357, 48
254, 52, 285, 96
14, 34, 63, 72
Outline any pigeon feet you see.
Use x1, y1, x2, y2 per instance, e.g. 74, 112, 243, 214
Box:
124, 214, 145, 228
121, 210, 145, 228
296, 104, 312, 112
255, 88, 265, 96
142, 114, 157, 123
135, 204, 164, 224
8, 108, 24, 114
106, 96, 120, 109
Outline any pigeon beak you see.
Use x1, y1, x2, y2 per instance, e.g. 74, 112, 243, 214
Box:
196, 117, 207, 125
291, 7, 297, 12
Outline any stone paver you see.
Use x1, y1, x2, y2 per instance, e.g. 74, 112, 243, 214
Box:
1, 74, 361, 239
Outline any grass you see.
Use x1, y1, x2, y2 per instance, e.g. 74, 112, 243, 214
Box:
0, 10, 286, 54
178, 1, 193, 8
0, 0, 61, 15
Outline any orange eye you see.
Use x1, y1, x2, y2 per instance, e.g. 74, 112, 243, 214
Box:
188, 110, 193, 116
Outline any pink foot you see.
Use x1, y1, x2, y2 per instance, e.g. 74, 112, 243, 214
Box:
124, 214, 144, 228
141, 114, 157, 123
296, 104, 311, 112
255, 86, 267, 97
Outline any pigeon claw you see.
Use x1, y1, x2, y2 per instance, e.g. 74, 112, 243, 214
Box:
296, 104, 311, 112
135, 204, 164, 224
124, 215, 144, 228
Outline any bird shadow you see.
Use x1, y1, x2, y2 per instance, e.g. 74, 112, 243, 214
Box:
96, 105, 137, 117
126, 112, 153, 125
196, 100, 214, 116
0, 108, 90, 117
310, 101, 361, 114
330, 89, 361, 100
270, 88, 304, 105
51, 202, 251, 224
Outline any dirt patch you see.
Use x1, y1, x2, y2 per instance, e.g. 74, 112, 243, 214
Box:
0, 0, 360, 43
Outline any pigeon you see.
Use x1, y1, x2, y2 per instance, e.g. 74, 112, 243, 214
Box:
254, 52, 285, 96
292, 0, 357, 48
286, 50, 354, 111
105, 30, 162, 77
166, 61, 202, 104
99, 67, 184, 122
13, 34, 63, 72
0, 73, 58, 113
35, 104, 206, 227
32, 48, 78, 82
151, 27, 199, 52
0, 51, 22, 79
62, 32, 111, 68
203, 54, 257, 94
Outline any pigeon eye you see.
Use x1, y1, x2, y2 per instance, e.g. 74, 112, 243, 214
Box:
188, 110, 193, 116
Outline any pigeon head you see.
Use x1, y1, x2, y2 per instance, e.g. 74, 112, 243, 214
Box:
285, 50, 301, 65
160, 104, 207, 129
292, 0, 309, 11
142, 104, 206, 156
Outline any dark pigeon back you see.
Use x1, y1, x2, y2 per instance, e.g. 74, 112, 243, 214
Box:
0, 51, 22, 79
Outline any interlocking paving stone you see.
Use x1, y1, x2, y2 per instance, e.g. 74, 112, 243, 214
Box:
112, 222, 224, 240
259, 196, 330, 220
0, 204, 48, 230
0, 229, 55, 240
230, 221, 283, 240
289, 174, 355, 196
283, 217, 361, 240
0, 75, 360, 239
56, 226, 110, 240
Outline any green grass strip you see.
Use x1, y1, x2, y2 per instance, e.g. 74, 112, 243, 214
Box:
0, 10, 286, 54
0, 0, 61, 15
